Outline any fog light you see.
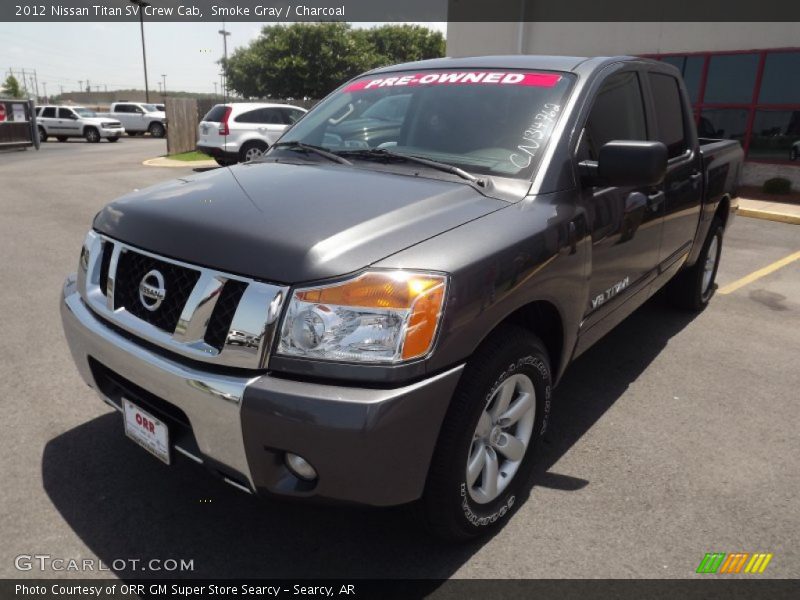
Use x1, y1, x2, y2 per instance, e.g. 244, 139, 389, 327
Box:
285, 452, 317, 481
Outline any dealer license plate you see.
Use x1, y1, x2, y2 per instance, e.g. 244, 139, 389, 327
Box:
122, 398, 171, 465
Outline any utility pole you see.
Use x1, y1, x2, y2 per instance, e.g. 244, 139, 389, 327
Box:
218, 21, 230, 100
161, 74, 167, 99
42, 82, 47, 103
86, 79, 91, 93
129, 0, 151, 102
33, 69, 40, 101
213, 81, 217, 100
78, 80, 83, 93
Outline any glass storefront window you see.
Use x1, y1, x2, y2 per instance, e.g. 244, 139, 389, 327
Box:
704, 53, 759, 104
748, 110, 800, 161
759, 52, 800, 105
698, 109, 749, 143
652, 49, 800, 163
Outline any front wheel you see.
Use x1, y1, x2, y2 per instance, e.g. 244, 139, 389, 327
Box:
667, 217, 724, 311
148, 122, 166, 138
84, 127, 100, 143
38, 127, 48, 143
422, 325, 552, 541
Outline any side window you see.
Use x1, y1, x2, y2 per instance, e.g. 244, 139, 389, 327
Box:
115, 105, 130, 113
234, 110, 259, 124
41, 107, 56, 118
582, 72, 647, 160
259, 108, 284, 125
58, 108, 74, 119
280, 108, 304, 124
648, 73, 689, 158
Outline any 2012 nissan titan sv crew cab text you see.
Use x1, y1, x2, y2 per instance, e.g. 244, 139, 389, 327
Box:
61, 55, 742, 540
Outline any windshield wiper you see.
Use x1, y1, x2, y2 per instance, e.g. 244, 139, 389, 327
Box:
338, 148, 486, 187
269, 141, 352, 165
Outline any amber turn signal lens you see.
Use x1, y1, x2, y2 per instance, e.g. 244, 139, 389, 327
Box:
295, 271, 447, 360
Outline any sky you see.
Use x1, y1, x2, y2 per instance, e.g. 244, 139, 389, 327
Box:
0, 21, 447, 97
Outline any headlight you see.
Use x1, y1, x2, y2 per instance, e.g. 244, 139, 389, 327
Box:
277, 271, 447, 364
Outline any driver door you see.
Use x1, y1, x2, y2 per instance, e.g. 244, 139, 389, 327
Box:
56, 108, 80, 136
577, 69, 666, 330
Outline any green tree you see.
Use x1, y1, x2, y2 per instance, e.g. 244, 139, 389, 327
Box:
1, 75, 23, 98
359, 24, 445, 66
224, 23, 445, 100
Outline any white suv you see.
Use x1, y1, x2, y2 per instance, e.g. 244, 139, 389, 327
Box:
36, 106, 125, 143
196, 103, 307, 165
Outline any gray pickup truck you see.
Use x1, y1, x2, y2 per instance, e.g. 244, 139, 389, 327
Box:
61, 55, 741, 541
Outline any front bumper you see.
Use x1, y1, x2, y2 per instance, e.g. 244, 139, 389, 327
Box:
61, 276, 463, 506
99, 127, 125, 138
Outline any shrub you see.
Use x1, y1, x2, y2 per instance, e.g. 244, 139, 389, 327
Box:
762, 177, 792, 195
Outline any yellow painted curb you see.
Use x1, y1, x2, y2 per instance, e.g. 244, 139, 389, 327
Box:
737, 207, 800, 225
142, 157, 217, 168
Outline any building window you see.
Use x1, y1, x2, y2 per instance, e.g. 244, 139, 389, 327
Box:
704, 53, 759, 104
651, 48, 800, 165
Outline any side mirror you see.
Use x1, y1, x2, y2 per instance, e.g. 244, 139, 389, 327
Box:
580, 140, 667, 188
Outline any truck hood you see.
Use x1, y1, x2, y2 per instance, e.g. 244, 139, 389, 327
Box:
93, 161, 507, 284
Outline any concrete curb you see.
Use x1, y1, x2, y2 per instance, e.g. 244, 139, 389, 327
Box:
738, 207, 800, 225
143, 156, 217, 168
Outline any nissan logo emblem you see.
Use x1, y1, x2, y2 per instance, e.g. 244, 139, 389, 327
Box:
139, 269, 166, 311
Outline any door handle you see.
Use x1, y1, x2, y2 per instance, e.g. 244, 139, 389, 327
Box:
647, 191, 665, 212
690, 172, 702, 185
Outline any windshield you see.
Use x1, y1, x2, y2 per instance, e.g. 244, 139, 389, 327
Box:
142, 104, 159, 112
275, 69, 574, 180
74, 108, 96, 117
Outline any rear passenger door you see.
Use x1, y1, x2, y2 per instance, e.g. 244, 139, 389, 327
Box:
39, 106, 57, 133
577, 69, 665, 324
645, 70, 703, 270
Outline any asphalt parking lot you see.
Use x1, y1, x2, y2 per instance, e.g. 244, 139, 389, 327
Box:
0, 139, 798, 581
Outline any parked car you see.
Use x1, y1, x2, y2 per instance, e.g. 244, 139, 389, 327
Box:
100, 102, 166, 138
35, 105, 124, 143
196, 102, 307, 165
61, 55, 741, 541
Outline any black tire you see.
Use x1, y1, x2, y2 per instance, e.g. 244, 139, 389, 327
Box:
84, 127, 100, 143
148, 122, 166, 138
422, 325, 552, 541
107, 137, 119, 143
214, 157, 236, 167
667, 217, 724, 311
239, 141, 268, 163
38, 127, 48, 143
57, 136, 68, 142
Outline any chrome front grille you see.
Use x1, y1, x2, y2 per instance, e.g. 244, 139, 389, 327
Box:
78, 231, 288, 370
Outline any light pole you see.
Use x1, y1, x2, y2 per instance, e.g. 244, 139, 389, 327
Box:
218, 21, 230, 99
129, 0, 151, 102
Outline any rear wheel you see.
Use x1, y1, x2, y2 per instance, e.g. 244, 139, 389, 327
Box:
667, 217, 724, 311
239, 141, 268, 163
38, 127, 48, 143
84, 127, 100, 143
148, 122, 166, 138
422, 325, 552, 541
